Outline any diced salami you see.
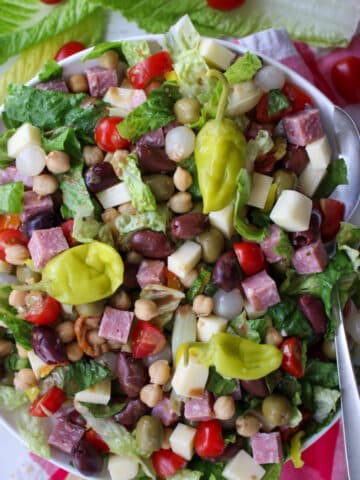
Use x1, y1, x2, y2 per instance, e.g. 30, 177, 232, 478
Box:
36, 78, 69, 93
0, 165, 33, 187
98, 307, 134, 343
251, 432, 284, 464
28, 227, 69, 269
184, 391, 215, 422
21, 191, 53, 222
136, 260, 166, 289
152, 397, 180, 427
283, 109, 323, 146
85, 67, 118, 97
48, 419, 85, 454
114, 399, 148, 428
260, 225, 283, 264
137, 128, 165, 148
241, 270, 280, 311
292, 240, 328, 274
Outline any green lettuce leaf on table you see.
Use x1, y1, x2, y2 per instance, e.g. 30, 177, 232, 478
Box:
0, 182, 24, 214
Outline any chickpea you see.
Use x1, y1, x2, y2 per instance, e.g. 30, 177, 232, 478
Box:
134, 299, 159, 321
193, 295, 214, 316
33, 174, 58, 196
99, 50, 119, 70
140, 383, 163, 408
168, 192, 193, 214
68, 73, 89, 93
110, 290, 131, 310
56, 321, 75, 344
83, 145, 104, 167
8, 290, 26, 309
149, 360, 171, 385
118, 202, 137, 215
87, 329, 106, 345
14, 368, 37, 390
16, 344, 28, 359
265, 327, 283, 347
0, 339, 13, 357
5, 244, 29, 265
66, 342, 84, 362
102, 207, 119, 224
173, 166, 193, 192
236, 414, 261, 437
181, 268, 198, 288
126, 251, 143, 264
46, 150, 71, 174
161, 427, 173, 449
214, 395, 236, 421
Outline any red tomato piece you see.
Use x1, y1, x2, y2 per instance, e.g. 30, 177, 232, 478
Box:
85, 429, 110, 453
256, 93, 292, 123
331, 56, 360, 103
194, 419, 225, 458
25, 295, 61, 325
0, 229, 27, 261
233, 242, 266, 276
128, 51, 173, 89
281, 82, 314, 112
94, 116, 131, 152
29, 386, 66, 417
152, 449, 187, 479
319, 198, 345, 242
54, 41, 86, 62
131, 320, 166, 359
60, 219, 77, 246
207, 0, 246, 10
280, 337, 304, 379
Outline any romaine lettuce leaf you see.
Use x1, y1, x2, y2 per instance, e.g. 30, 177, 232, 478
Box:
115, 205, 170, 235
80, 401, 126, 418
246, 130, 274, 169
38, 59, 62, 83
0, 182, 24, 214
274, 228, 294, 263
82, 39, 151, 66
169, 471, 203, 480
0, 129, 16, 169
0, 386, 28, 411
314, 158, 348, 199
0, 286, 32, 350
267, 89, 291, 115
42, 127, 82, 164
17, 408, 50, 458
206, 368, 237, 396
337, 222, 360, 248
59, 163, 94, 219
313, 386, 341, 423
304, 359, 339, 388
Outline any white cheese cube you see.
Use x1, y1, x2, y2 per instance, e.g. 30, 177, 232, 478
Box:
27, 350, 56, 379
247, 173, 273, 209
172, 354, 209, 398
298, 164, 327, 197
96, 182, 131, 209
305, 136, 331, 169
103, 87, 146, 116
169, 423, 197, 461
197, 315, 228, 342
167, 241, 202, 279
209, 203, 234, 239
108, 455, 138, 480
7, 123, 41, 158
75, 379, 111, 405
223, 450, 266, 480
270, 189, 312, 232
227, 81, 262, 116
199, 39, 236, 71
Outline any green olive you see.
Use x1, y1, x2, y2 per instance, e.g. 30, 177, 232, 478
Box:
262, 394, 292, 426
16, 265, 41, 284
174, 98, 201, 125
273, 169, 298, 197
75, 300, 105, 317
322, 339, 336, 360
144, 175, 175, 202
191, 202, 204, 214
136, 415, 163, 454
196, 227, 224, 263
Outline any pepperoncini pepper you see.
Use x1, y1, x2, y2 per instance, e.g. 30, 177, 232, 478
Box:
177, 332, 283, 380
194, 70, 246, 213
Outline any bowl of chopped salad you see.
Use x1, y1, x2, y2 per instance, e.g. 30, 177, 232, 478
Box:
1, 13, 360, 480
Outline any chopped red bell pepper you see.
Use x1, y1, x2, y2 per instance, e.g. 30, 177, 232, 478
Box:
233, 241, 266, 277
29, 386, 66, 417
280, 337, 305, 379
194, 419, 225, 458
319, 198, 345, 242
152, 449, 187, 479
25, 295, 61, 325
131, 320, 167, 359
85, 428, 110, 453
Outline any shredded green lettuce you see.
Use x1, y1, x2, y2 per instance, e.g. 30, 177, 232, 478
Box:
206, 368, 237, 396
0, 182, 24, 214
0, 286, 32, 350
0, 129, 16, 169
246, 130, 274, 169
337, 222, 360, 248
42, 127, 82, 163
115, 205, 170, 235
0, 386, 28, 411
274, 228, 294, 263
59, 163, 94, 219
82, 39, 151, 66
314, 157, 348, 199
313, 386, 341, 423
267, 89, 291, 115
169, 470, 203, 480
17, 408, 50, 458
38, 59, 62, 82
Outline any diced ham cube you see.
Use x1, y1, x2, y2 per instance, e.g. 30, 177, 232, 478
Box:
152, 397, 180, 427
184, 391, 214, 422
98, 307, 134, 343
241, 270, 280, 311
85, 67, 118, 97
136, 260, 166, 289
36, 78, 69, 93
283, 109, 323, 146
0, 165, 33, 187
20, 191, 53, 222
48, 419, 86, 454
292, 240, 328, 274
251, 432, 284, 464
28, 227, 69, 269
260, 225, 283, 264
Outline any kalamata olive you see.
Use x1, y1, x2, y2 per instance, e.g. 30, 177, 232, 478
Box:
135, 144, 176, 174
273, 169, 297, 197
130, 230, 175, 259
68, 410, 87, 428
197, 227, 225, 264
262, 394, 292, 426
31, 326, 67, 364
122, 261, 140, 290
207, 436, 243, 463
116, 352, 149, 398
84, 161, 118, 193
171, 213, 209, 239
71, 439, 103, 475
291, 209, 322, 248
212, 251, 243, 292
174, 98, 201, 124
22, 211, 58, 238
282, 145, 309, 175
144, 174, 175, 201
138, 128, 165, 148
240, 379, 268, 398
298, 294, 328, 335
114, 398, 148, 427
136, 415, 163, 454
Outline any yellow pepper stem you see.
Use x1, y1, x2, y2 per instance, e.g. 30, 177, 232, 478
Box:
207, 69, 230, 123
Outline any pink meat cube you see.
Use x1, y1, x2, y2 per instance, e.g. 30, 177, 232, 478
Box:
241, 270, 280, 311
20, 191, 53, 222
48, 419, 85, 454
98, 307, 134, 343
283, 109, 323, 146
0, 165, 33, 187
36, 78, 69, 92
292, 240, 328, 274
184, 391, 214, 422
260, 225, 283, 264
136, 260, 166, 289
85, 67, 118, 97
251, 432, 284, 464
152, 397, 180, 427
28, 227, 68, 269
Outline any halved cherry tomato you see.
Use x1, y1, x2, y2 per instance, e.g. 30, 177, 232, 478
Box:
0, 229, 27, 261
25, 295, 61, 325
94, 116, 131, 152
60, 219, 77, 246
54, 41, 86, 62
331, 56, 360, 103
131, 320, 167, 359
280, 337, 304, 379
152, 449, 187, 479
85, 429, 110, 453
256, 92, 292, 123
207, 0, 246, 10
128, 51, 173, 89
194, 419, 225, 458
319, 198, 345, 242
233, 242, 266, 276
0, 214, 21, 231
281, 82, 314, 112
29, 386, 66, 417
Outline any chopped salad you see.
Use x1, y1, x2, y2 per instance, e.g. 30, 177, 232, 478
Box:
0, 14, 359, 480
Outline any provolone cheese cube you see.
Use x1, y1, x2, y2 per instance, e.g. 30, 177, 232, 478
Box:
298, 164, 327, 197
199, 39, 236, 71
227, 81, 262, 116
223, 450, 265, 480
169, 423, 197, 460
270, 189, 312, 232
104, 87, 146, 116
7, 123, 41, 158
247, 173, 273, 209
27, 350, 56, 379
305, 136, 331, 169
108, 455, 138, 480
209, 203, 234, 239
96, 182, 131, 209
172, 354, 209, 398
75, 379, 111, 405
197, 315, 228, 342
167, 241, 202, 279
